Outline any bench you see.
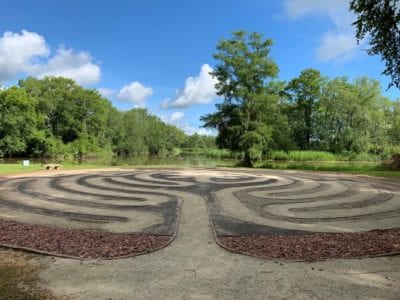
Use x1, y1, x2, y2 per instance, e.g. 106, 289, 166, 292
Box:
45, 164, 61, 170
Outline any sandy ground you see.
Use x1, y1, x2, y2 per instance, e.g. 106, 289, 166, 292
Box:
2, 168, 400, 299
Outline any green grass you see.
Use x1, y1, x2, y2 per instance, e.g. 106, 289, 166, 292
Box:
0, 162, 114, 176
0, 163, 43, 175
268, 150, 384, 162
256, 160, 400, 178
1, 153, 399, 179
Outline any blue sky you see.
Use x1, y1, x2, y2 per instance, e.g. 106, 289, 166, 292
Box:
0, 0, 398, 135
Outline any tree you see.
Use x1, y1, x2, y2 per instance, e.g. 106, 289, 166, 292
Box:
350, 0, 400, 88
317, 77, 388, 153
285, 69, 325, 150
19, 77, 117, 156
0, 87, 38, 157
201, 31, 281, 166
116, 108, 185, 157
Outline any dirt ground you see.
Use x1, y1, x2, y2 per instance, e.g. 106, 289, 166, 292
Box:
1, 168, 399, 299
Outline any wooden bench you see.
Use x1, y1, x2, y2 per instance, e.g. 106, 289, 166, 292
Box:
45, 164, 61, 170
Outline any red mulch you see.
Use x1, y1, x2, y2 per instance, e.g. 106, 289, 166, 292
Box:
0, 219, 171, 259
218, 229, 400, 261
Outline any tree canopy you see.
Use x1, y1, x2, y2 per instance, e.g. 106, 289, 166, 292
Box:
201, 31, 283, 166
202, 31, 400, 165
350, 0, 400, 89
0, 77, 188, 158
1, 30, 400, 165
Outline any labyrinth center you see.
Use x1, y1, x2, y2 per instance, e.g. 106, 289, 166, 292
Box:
0, 169, 399, 259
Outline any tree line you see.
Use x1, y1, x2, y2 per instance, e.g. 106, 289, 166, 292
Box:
1, 31, 399, 165
202, 31, 400, 166
0, 77, 201, 158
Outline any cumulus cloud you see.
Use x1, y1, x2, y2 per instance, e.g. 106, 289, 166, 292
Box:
0, 30, 49, 82
284, 0, 364, 63
161, 64, 218, 109
31, 47, 101, 85
117, 81, 153, 106
0, 30, 101, 84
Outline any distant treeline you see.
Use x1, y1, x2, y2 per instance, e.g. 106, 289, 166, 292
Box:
0, 77, 214, 158
1, 74, 400, 160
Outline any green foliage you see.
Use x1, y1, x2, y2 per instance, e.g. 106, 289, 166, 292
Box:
182, 133, 216, 149
201, 31, 400, 168
0, 87, 37, 157
284, 69, 324, 149
116, 108, 186, 157
0, 77, 189, 158
316, 77, 388, 153
350, 0, 400, 88
1, 29, 400, 168
202, 31, 283, 166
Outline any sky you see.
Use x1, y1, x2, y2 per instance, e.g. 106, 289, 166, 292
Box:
0, 0, 398, 135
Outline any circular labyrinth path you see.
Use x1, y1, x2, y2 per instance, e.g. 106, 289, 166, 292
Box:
0, 169, 399, 260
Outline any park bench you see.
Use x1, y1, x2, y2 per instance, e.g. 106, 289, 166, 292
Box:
44, 164, 61, 170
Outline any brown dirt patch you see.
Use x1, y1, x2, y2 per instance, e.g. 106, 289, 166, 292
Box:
0, 249, 62, 299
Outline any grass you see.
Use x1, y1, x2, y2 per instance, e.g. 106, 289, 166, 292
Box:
0, 249, 59, 300
268, 150, 383, 162
0, 163, 43, 175
1, 153, 399, 179
0, 162, 113, 176
256, 161, 400, 178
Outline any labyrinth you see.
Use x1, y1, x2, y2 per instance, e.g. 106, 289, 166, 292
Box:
0, 169, 400, 260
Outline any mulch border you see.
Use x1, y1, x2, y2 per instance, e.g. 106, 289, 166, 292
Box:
215, 229, 400, 262
0, 197, 182, 260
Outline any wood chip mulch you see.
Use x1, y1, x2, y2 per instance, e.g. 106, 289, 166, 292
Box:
218, 229, 400, 261
0, 219, 171, 259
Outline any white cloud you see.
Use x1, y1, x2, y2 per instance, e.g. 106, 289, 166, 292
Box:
0, 30, 49, 82
170, 111, 184, 123
0, 30, 101, 85
285, 0, 348, 19
117, 81, 153, 106
161, 64, 218, 109
181, 125, 216, 136
284, 0, 363, 63
317, 32, 358, 62
31, 47, 101, 85
97, 87, 115, 98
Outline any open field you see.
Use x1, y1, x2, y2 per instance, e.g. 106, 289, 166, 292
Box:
0, 168, 399, 299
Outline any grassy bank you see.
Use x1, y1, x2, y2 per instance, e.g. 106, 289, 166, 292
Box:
256, 161, 400, 178
0, 162, 111, 176
1, 149, 399, 178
